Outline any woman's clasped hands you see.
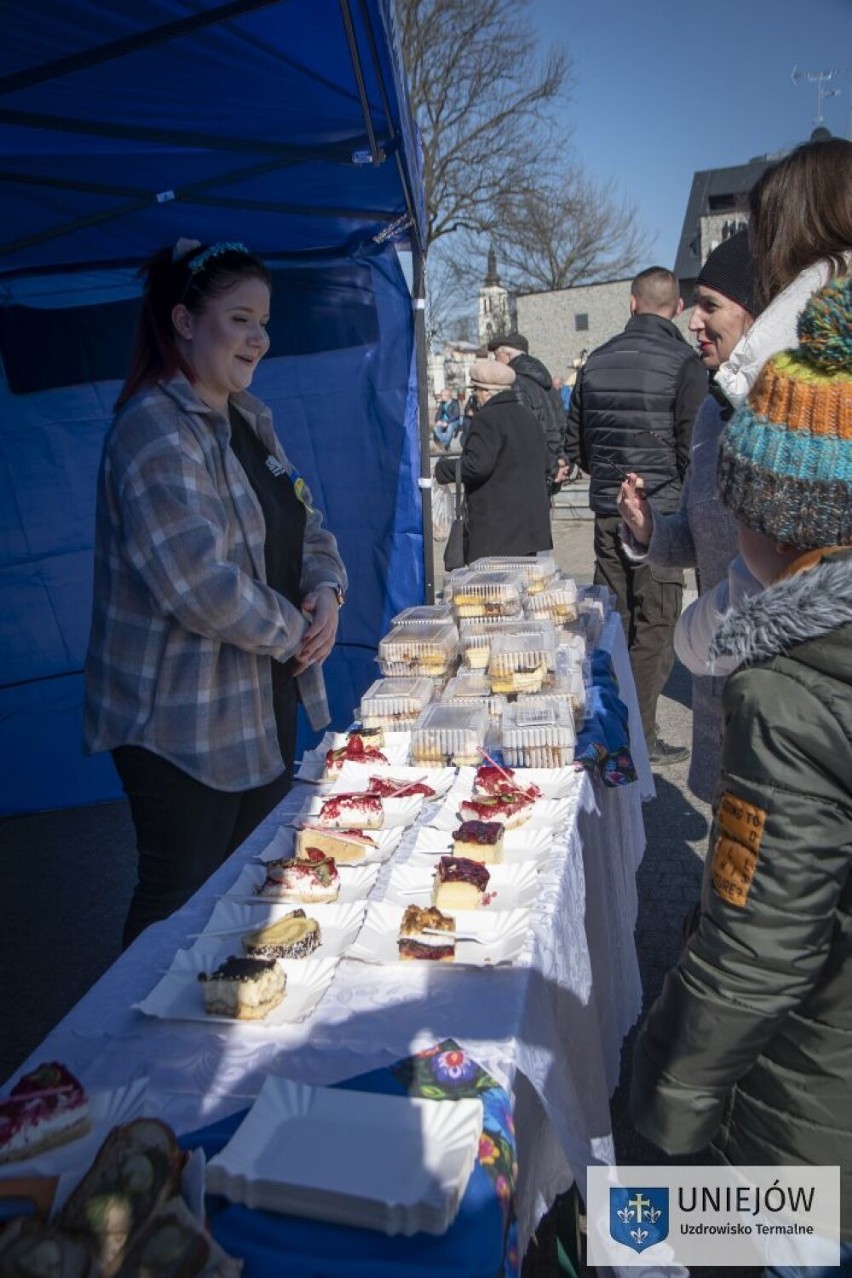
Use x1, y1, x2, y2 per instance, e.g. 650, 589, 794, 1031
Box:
294, 585, 341, 674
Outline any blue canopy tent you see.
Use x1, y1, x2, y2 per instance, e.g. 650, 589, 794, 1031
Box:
0, 0, 434, 815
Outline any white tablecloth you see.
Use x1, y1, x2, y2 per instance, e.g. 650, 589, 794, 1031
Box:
12, 616, 647, 1256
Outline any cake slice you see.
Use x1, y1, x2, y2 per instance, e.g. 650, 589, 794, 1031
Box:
473, 764, 541, 800
397, 905, 455, 961
490, 662, 547, 694
366, 774, 436, 799
261, 849, 340, 902
315, 793, 384, 829
242, 910, 321, 960
198, 955, 286, 1020
322, 732, 388, 778
0, 1061, 90, 1166
295, 824, 376, 864
458, 791, 535, 828
451, 820, 504, 863
431, 856, 490, 910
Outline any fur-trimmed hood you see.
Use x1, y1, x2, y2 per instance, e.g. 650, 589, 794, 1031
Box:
709, 548, 852, 670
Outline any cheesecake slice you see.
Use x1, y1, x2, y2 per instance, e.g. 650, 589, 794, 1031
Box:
451, 820, 504, 863
315, 793, 384, 829
431, 856, 490, 910
397, 905, 455, 962
198, 956, 286, 1020
457, 791, 535, 829
366, 774, 436, 799
0, 1062, 90, 1166
322, 732, 388, 778
473, 764, 541, 801
261, 849, 340, 902
295, 825, 376, 864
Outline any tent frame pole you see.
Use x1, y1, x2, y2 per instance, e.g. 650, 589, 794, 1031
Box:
412, 241, 435, 603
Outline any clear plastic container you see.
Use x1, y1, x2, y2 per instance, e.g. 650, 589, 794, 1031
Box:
440, 672, 506, 721
391, 603, 454, 627
501, 698, 576, 768
556, 627, 588, 665
446, 570, 527, 619
525, 577, 580, 624
377, 622, 460, 678
487, 631, 557, 693
459, 618, 550, 671
467, 552, 558, 594
410, 703, 490, 767
359, 677, 436, 729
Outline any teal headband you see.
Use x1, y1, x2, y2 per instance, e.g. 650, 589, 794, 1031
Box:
186, 241, 250, 274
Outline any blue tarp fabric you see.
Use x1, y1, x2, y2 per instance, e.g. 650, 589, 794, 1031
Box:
0, 0, 426, 814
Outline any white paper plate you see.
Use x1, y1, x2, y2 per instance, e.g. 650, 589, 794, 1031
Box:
134, 950, 339, 1026
405, 824, 555, 865
296, 733, 411, 783
190, 899, 367, 964
0, 1078, 148, 1182
347, 901, 531, 967
298, 793, 423, 830
329, 764, 457, 799
455, 765, 581, 800
431, 792, 573, 831
206, 1076, 482, 1235
223, 861, 380, 905
257, 823, 403, 866
380, 860, 540, 911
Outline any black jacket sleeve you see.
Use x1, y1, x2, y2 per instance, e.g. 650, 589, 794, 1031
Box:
563, 371, 586, 472
433, 454, 459, 485
673, 357, 708, 479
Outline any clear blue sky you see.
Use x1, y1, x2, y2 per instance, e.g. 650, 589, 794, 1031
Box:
528, 0, 852, 268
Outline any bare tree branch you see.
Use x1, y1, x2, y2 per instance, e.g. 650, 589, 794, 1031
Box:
493, 170, 655, 291
397, 0, 653, 342
396, 0, 572, 246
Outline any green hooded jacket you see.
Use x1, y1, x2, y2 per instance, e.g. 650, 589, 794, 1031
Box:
630, 546, 852, 1238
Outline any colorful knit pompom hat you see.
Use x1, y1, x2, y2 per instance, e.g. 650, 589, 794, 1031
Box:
717, 274, 852, 548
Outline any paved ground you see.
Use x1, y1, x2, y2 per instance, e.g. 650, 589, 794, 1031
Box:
0, 506, 735, 1273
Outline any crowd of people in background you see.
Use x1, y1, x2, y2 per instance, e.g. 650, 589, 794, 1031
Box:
432, 136, 851, 1273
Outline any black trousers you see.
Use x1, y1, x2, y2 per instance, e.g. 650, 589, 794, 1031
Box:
114, 681, 298, 948
593, 516, 683, 748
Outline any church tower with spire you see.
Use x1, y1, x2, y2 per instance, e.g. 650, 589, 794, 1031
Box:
478, 247, 511, 349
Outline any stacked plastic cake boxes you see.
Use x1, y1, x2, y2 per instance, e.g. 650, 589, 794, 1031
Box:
410, 702, 490, 768
458, 618, 549, 672
440, 671, 506, 721
359, 677, 436, 732
445, 570, 527, 621
486, 628, 557, 695
501, 696, 577, 769
391, 603, 454, 627
525, 577, 580, 625
466, 552, 559, 597
377, 622, 460, 683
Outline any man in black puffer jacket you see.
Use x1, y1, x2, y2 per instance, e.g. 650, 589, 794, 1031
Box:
488, 332, 569, 494
564, 267, 707, 764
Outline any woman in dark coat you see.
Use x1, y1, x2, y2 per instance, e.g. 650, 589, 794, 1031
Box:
435, 359, 552, 564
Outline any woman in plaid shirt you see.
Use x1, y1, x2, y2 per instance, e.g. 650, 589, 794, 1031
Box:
84, 242, 347, 946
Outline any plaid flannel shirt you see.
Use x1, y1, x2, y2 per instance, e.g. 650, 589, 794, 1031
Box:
84, 377, 347, 790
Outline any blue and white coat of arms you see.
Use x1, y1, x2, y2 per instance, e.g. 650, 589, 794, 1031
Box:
610, 1187, 669, 1253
